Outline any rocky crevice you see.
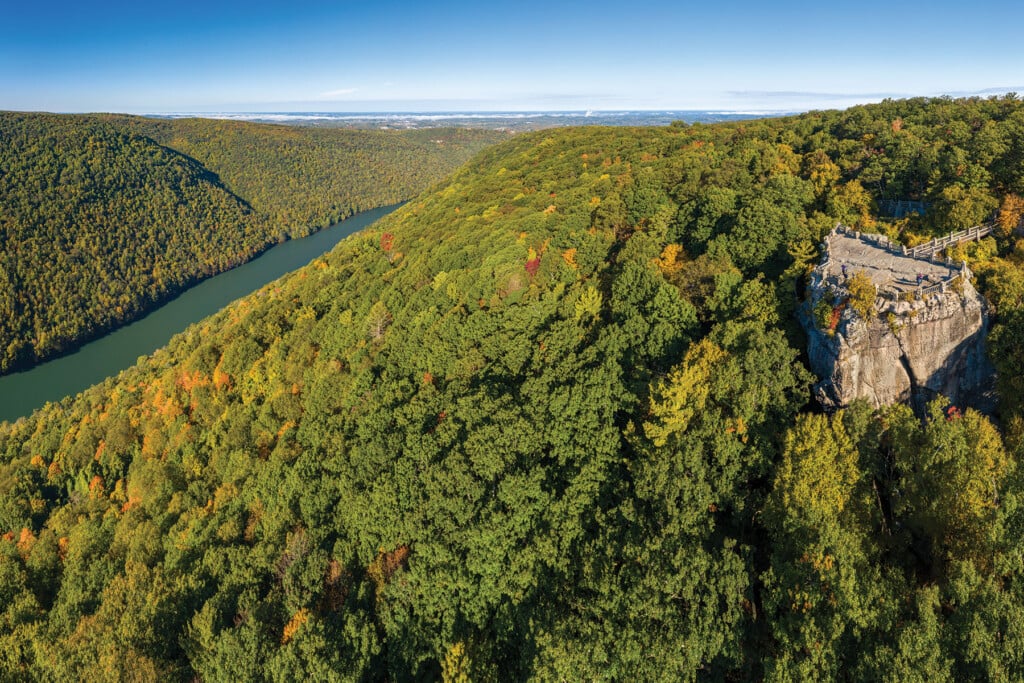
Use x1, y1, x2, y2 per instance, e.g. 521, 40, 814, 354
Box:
894, 332, 922, 411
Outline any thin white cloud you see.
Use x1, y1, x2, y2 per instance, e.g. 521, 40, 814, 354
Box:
317, 88, 358, 100
727, 90, 905, 100
940, 86, 1024, 97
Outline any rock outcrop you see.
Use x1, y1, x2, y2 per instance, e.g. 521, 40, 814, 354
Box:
802, 227, 996, 413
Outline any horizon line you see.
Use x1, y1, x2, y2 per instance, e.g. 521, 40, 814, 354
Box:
4, 107, 801, 114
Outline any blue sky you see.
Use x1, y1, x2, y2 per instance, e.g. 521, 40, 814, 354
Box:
2, 0, 1023, 113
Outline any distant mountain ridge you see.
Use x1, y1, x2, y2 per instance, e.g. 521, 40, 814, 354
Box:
143, 110, 791, 131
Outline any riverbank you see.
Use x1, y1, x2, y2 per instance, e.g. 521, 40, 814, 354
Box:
0, 205, 399, 424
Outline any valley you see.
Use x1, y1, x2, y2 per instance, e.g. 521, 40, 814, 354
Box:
1, 97, 1024, 679
0, 112, 504, 375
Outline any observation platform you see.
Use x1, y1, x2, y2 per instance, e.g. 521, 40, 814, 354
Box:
815, 224, 993, 300
821, 232, 956, 294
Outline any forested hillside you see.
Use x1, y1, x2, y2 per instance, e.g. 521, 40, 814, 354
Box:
2, 97, 1024, 680
0, 113, 504, 374
112, 116, 503, 237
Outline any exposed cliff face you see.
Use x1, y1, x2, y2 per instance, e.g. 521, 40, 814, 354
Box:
803, 281, 996, 414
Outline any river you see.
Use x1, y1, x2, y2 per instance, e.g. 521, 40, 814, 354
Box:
0, 204, 398, 424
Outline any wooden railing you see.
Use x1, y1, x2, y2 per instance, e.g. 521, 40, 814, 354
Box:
875, 272, 969, 301
906, 224, 994, 259
823, 223, 984, 304
834, 222, 994, 263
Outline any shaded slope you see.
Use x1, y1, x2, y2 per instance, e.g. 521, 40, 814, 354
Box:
112, 115, 508, 236
0, 113, 265, 371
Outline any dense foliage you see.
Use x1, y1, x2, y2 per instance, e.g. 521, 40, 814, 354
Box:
0, 112, 504, 373
2, 97, 1024, 679
110, 116, 505, 238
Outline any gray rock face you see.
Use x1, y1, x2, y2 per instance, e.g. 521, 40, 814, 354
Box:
804, 284, 995, 413
802, 227, 996, 413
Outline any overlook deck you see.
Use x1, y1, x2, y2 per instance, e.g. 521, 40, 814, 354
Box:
821, 232, 957, 294
816, 223, 993, 300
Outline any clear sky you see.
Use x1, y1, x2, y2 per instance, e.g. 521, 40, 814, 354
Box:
2, 0, 1023, 113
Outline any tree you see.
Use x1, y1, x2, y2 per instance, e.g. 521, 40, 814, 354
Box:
857, 588, 954, 682
365, 301, 392, 340
441, 641, 472, 683
804, 149, 841, 197
991, 308, 1024, 417
762, 412, 892, 680
846, 271, 877, 320
765, 413, 860, 534
998, 194, 1024, 236
644, 338, 727, 446
573, 286, 602, 322
888, 401, 1011, 572
827, 180, 875, 228
933, 184, 998, 232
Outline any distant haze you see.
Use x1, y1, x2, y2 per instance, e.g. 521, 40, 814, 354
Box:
142, 111, 790, 130
2, 0, 1022, 112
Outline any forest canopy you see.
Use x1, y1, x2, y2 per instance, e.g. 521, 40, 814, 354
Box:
2, 97, 1024, 679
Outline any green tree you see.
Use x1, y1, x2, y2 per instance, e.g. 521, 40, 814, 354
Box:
888, 401, 1011, 572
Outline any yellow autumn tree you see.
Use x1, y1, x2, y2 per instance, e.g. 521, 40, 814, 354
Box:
282, 608, 310, 644
441, 641, 473, 683
766, 413, 860, 533
644, 339, 727, 446
827, 180, 875, 229
804, 149, 841, 196
770, 143, 802, 176
845, 271, 876, 320
654, 243, 685, 276
998, 193, 1024, 236
786, 239, 818, 278
574, 286, 603, 322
